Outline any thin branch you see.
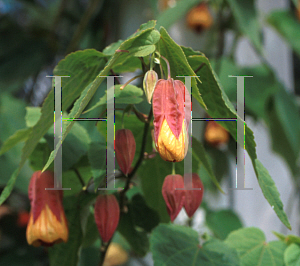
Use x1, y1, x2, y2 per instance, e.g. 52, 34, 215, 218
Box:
119, 108, 153, 211
73, 168, 85, 187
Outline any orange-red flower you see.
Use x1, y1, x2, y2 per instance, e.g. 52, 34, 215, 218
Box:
26, 171, 68, 247
152, 78, 191, 162
186, 3, 213, 33
204, 120, 229, 147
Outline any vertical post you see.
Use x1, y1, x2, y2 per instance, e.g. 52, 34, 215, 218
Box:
46, 75, 71, 191
228, 75, 253, 190
176, 76, 201, 191
98, 76, 122, 190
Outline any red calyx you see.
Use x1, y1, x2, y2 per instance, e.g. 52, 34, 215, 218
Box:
94, 194, 120, 243
115, 129, 136, 175
162, 174, 185, 221
184, 173, 204, 218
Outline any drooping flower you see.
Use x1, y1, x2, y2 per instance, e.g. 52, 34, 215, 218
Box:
152, 78, 191, 162
204, 120, 229, 147
26, 171, 68, 247
186, 3, 213, 33
162, 174, 185, 221
94, 194, 120, 243
115, 129, 136, 175
183, 173, 204, 218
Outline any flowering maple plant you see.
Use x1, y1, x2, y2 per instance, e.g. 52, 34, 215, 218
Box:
0, 15, 294, 266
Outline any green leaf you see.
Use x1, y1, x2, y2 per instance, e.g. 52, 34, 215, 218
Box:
151, 224, 240, 266
43, 121, 91, 172
218, 58, 278, 119
0, 49, 107, 205
225, 0, 262, 51
156, 0, 203, 30
138, 155, 171, 223
87, 141, 106, 189
255, 159, 291, 230
225, 227, 287, 266
0, 128, 31, 156
25, 107, 41, 127
48, 197, 83, 266
206, 209, 243, 240
43, 23, 158, 177
103, 40, 123, 55
128, 29, 160, 57
284, 243, 300, 266
185, 51, 291, 229
158, 27, 206, 109
84, 84, 144, 114
28, 139, 52, 171
266, 89, 300, 176
117, 204, 149, 256
273, 232, 300, 246
192, 137, 224, 193
131, 194, 160, 232
267, 10, 300, 57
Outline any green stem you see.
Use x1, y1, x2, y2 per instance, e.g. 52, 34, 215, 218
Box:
172, 163, 176, 175
120, 74, 143, 90
119, 108, 153, 212
160, 55, 171, 79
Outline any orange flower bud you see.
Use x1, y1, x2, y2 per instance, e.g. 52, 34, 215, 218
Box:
162, 174, 185, 221
26, 171, 68, 247
152, 79, 191, 162
204, 120, 229, 147
94, 194, 120, 243
186, 4, 213, 33
297, 0, 300, 21
183, 173, 204, 218
115, 129, 136, 175
143, 70, 158, 103
103, 243, 128, 266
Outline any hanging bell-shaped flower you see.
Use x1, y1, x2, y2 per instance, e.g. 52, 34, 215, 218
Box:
152, 79, 191, 162
183, 173, 204, 218
204, 120, 229, 147
162, 174, 185, 221
186, 3, 213, 33
26, 171, 68, 247
94, 194, 120, 243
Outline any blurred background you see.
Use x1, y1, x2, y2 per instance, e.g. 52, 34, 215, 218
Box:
0, 0, 300, 265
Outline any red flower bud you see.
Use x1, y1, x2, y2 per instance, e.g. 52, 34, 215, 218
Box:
183, 173, 204, 218
204, 120, 229, 147
26, 171, 68, 247
162, 174, 185, 221
94, 194, 120, 243
152, 79, 191, 162
115, 129, 136, 175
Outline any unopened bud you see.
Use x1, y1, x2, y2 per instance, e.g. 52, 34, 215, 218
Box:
162, 174, 185, 221
183, 173, 204, 218
143, 70, 158, 104
94, 194, 120, 243
115, 129, 136, 175
204, 120, 229, 147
